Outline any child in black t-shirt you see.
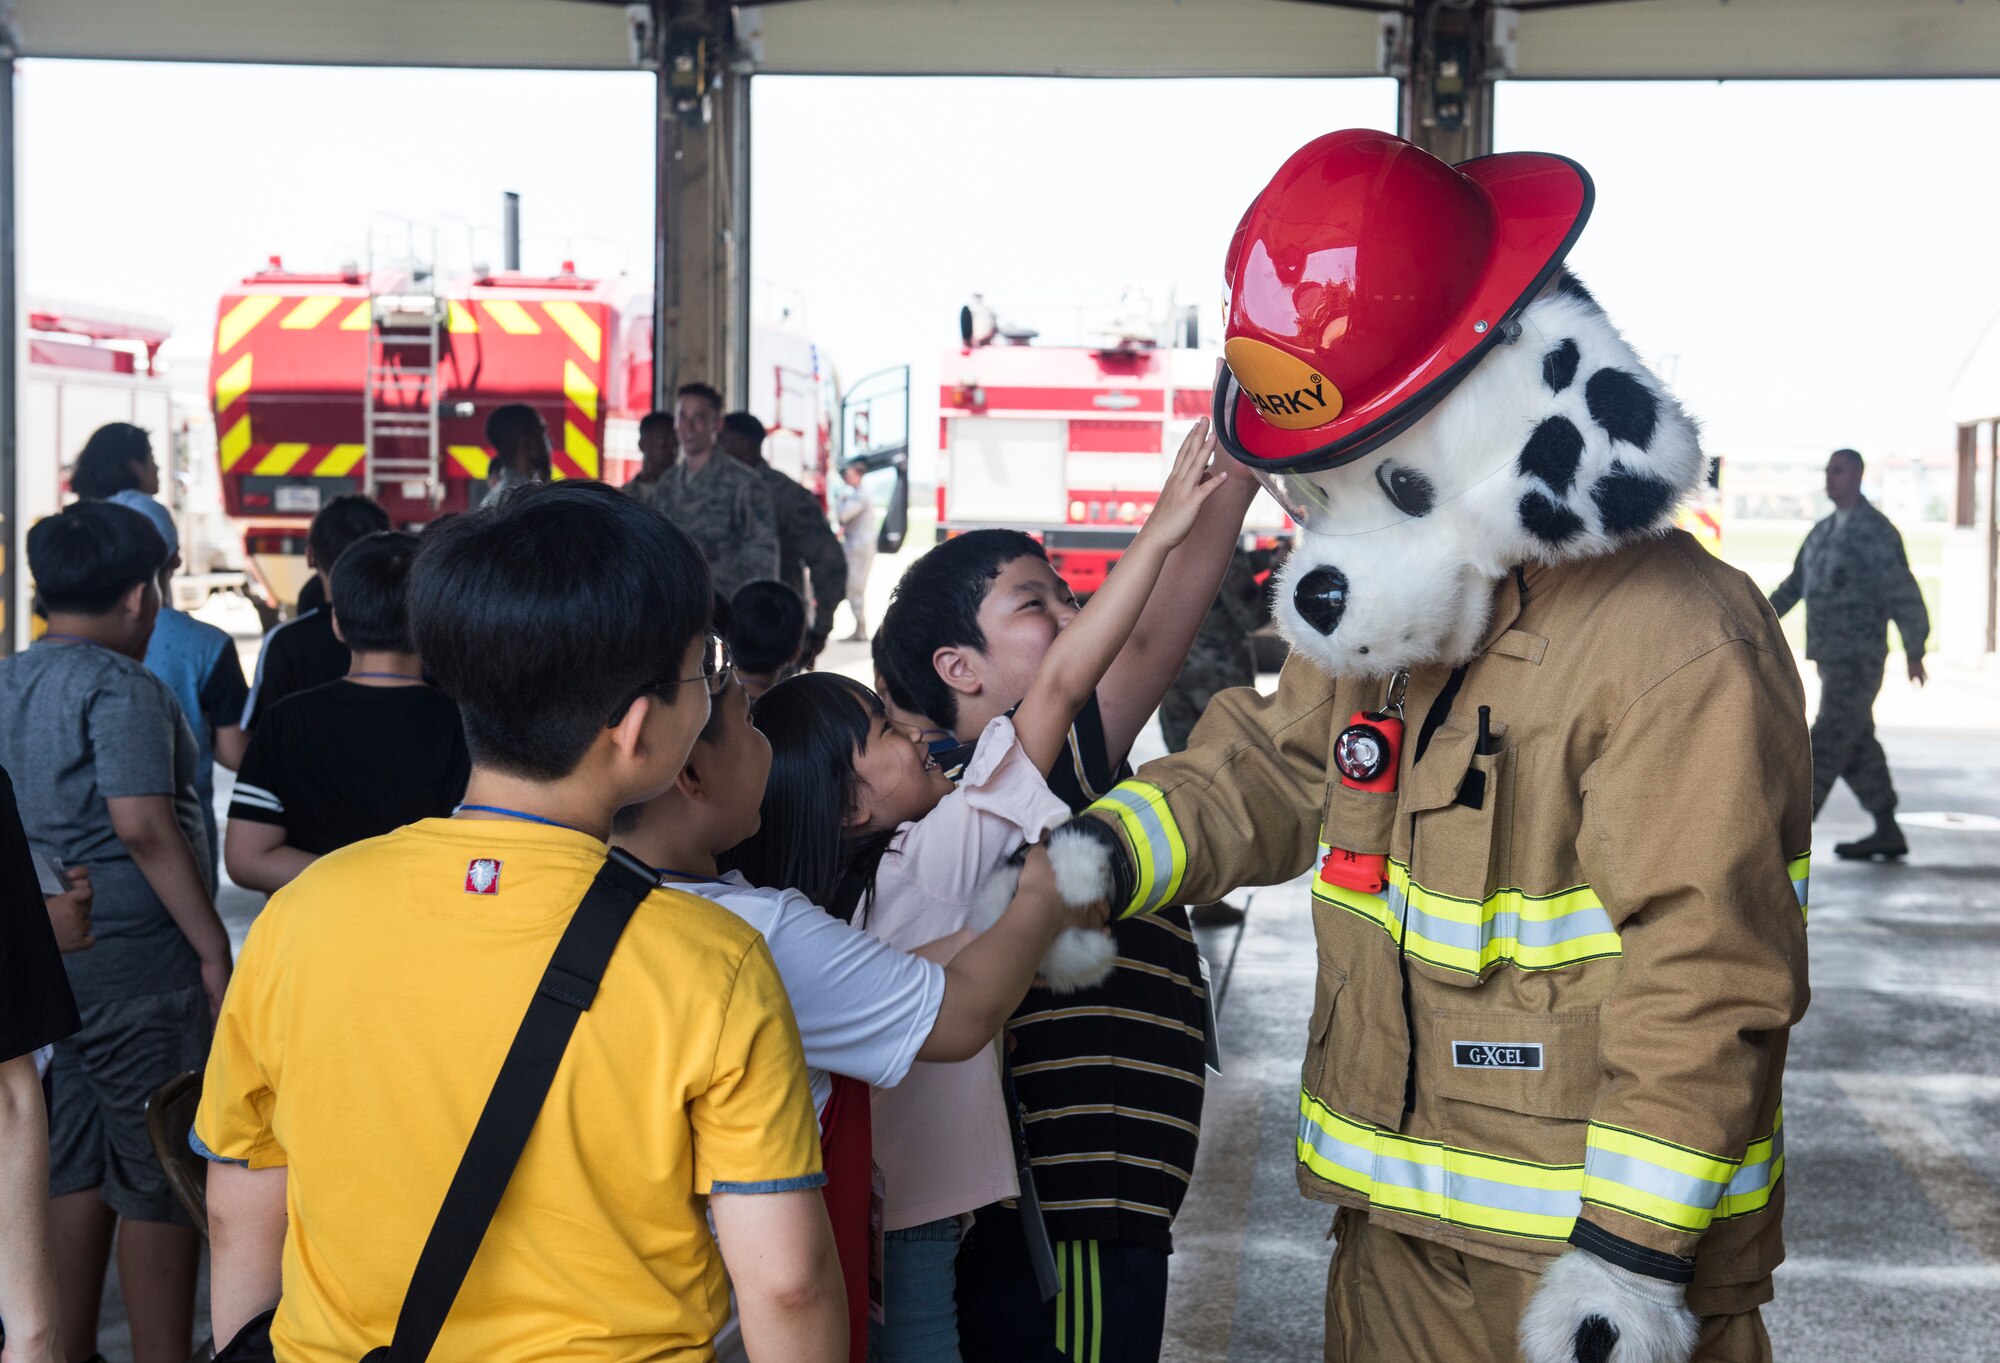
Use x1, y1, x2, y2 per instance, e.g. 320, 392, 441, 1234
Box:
226, 531, 469, 893
240, 494, 391, 730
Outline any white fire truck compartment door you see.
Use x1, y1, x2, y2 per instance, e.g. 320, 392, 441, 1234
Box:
947, 417, 1067, 525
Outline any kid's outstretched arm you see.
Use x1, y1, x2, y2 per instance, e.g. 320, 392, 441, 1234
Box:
1014, 418, 1225, 774
1098, 433, 1260, 767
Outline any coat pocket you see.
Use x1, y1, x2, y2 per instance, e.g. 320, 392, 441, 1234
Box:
1321, 780, 1399, 858
1303, 960, 1349, 1101
1401, 719, 1514, 984
1429, 1007, 1601, 1163
1407, 719, 1511, 901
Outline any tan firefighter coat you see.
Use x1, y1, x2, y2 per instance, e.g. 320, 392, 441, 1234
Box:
1078, 530, 1811, 1315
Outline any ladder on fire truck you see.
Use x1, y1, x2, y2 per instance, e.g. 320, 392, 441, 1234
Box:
363, 222, 445, 507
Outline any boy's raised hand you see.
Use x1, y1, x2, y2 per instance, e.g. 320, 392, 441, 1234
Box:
1136, 416, 1225, 551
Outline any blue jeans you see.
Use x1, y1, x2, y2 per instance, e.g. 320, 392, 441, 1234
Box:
867, 1216, 963, 1363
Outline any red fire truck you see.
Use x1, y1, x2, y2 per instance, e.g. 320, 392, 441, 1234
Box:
208, 251, 645, 606
209, 247, 840, 608
936, 292, 1287, 593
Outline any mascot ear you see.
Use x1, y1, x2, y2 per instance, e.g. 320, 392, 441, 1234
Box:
1497, 276, 1705, 561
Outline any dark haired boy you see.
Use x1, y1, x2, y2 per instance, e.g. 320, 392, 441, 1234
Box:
720, 410, 847, 659
728, 579, 809, 702
876, 468, 1260, 1361
195, 481, 842, 1362
641, 382, 779, 599
224, 531, 470, 893
242, 492, 392, 729
0, 501, 230, 1363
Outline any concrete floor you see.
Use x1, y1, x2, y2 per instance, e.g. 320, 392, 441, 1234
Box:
88, 712, 2000, 1361
1160, 728, 2000, 1363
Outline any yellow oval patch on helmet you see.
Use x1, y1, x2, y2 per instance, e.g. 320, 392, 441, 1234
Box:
1225, 337, 1343, 431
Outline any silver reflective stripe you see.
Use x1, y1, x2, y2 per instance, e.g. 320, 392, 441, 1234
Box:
1792, 876, 1809, 909
1295, 1107, 1584, 1223
1728, 1123, 1784, 1198
1099, 784, 1176, 912
1382, 880, 1617, 953
1583, 1147, 1729, 1213
1295, 1106, 1372, 1184
1370, 1148, 1582, 1221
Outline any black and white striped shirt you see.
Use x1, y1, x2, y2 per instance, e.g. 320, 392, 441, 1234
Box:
939, 694, 1207, 1251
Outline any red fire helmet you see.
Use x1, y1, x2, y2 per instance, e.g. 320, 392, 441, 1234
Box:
1215, 129, 1592, 472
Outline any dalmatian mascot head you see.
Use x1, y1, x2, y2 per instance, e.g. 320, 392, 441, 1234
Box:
1216, 131, 1705, 679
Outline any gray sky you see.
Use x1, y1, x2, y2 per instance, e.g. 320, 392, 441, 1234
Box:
22, 61, 2000, 473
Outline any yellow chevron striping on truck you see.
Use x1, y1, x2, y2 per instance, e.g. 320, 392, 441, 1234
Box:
217, 295, 281, 353
280, 296, 343, 330
213, 354, 253, 413
481, 299, 543, 335
542, 300, 601, 362
219, 416, 252, 472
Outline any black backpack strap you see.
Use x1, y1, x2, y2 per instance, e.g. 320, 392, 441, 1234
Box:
364, 847, 660, 1363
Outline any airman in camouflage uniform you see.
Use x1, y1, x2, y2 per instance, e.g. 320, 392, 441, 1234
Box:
1769, 448, 1928, 859
720, 412, 847, 660
643, 384, 780, 602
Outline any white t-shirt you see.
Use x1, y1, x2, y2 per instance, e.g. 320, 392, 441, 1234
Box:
681, 870, 947, 1118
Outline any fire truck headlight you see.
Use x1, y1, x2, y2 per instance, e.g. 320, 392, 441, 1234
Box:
1119, 501, 1139, 523
1069, 500, 1087, 522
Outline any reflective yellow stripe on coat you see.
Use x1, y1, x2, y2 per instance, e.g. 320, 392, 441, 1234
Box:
1311, 850, 1813, 977
1312, 852, 1621, 976
1087, 782, 1187, 918
1296, 1091, 1784, 1243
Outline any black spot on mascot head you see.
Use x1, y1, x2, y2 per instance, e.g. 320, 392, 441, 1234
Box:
1584, 368, 1658, 451
1590, 463, 1677, 536
1518, 416, 1585, 495
1519, 490, 1586, 547
1541, 339, 1580, 394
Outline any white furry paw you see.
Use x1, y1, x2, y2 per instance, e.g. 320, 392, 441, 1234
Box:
1045, 823, 1116, 910
968, 844, 1119, 993
1518, 1251, 1698, 1363
1037, 926, 1118, 994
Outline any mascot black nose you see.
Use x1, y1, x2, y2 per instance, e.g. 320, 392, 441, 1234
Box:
1294, 567, 1349, 635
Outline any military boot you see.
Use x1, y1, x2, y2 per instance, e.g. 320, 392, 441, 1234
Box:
1835, 812, 1909, 861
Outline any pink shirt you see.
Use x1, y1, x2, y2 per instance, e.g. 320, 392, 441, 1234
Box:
858, 717, 1071, 1230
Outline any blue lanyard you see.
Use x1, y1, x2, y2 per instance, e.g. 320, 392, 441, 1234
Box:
453, 804, 590, 835
349, 671, 425, 683
38, 633, 103, 648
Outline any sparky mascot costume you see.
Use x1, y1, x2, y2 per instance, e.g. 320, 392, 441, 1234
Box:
1045, 131, 1812, 1361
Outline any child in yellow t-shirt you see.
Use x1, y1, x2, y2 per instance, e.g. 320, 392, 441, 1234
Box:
194, 482, 842, 1363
